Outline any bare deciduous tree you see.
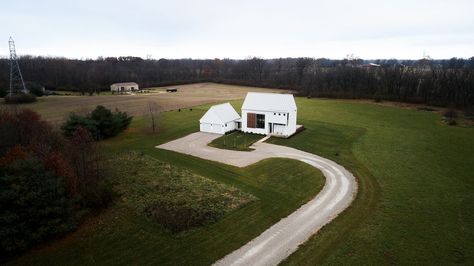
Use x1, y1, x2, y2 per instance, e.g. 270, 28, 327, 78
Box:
147, 101, 160, 133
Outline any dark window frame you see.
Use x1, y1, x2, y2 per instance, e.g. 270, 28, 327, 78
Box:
256, 114, 265, 129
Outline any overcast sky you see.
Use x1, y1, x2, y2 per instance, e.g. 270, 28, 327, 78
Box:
2, 0, 473, 59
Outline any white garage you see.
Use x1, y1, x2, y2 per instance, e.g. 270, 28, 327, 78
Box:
199, 103, 241, 134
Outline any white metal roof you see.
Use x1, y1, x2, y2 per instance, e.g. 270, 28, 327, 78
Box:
200, 103, 241, 124
242, 92, 297, 112
111, 82, 138, 87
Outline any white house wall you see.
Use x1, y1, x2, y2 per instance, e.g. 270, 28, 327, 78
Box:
110, 84, 139, 92
242, 109, 297, 136
200, 121, 237, 135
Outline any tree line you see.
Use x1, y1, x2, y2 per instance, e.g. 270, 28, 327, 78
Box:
1, 56, 473, 107
0, 105, 132, 258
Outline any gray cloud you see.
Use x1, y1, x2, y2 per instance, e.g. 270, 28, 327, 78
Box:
2, 0, 473, 59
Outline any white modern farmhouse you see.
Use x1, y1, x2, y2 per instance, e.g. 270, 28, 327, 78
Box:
241, 92, 297, 137
199, 103, 241, 134
110, 82, 139, 93
199, 92, 299, 137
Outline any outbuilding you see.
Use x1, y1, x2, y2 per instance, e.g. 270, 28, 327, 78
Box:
110, 82, 139, 93
241, 92, 298, 137
199, 103, 241, 134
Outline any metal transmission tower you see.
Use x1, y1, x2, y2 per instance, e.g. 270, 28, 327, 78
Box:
9, 36, 27, 95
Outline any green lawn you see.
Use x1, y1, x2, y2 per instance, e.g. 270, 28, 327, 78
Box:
268, 98, 474, 265
9, 106, 325, 265
9, 98, 474, 265
209, 131, 263, 151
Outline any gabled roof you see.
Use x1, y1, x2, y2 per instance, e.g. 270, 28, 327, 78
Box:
200, 103, 241, 124
242, 92, 297, 112
111, 82, 138, 86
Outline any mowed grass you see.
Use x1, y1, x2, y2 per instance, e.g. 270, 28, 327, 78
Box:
265, 98, 474, 265
209, 131, 263, 151
9, 105, 325, 265
8, 94, 474, 265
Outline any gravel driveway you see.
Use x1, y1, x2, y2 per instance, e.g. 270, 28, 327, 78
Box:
157, 132, 357, 266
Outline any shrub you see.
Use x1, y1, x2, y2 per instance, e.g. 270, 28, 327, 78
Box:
443, 109, 457, 119
0, 108, 58, 156
465, 108, 474, 121
0, 154, 76, 255
443, 108, 458, 125
61, 113, 99, 138
26, 82, 45, 97
0, 88, 7, 98
61, 106, 132, 139
4, 93, 37, 104
447, 119, 458, 126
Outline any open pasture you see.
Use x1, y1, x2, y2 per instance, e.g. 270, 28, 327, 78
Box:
7, 83, 285, 123
6, 85, 474, 265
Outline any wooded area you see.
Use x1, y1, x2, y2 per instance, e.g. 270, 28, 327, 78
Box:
1, 56, 473, 107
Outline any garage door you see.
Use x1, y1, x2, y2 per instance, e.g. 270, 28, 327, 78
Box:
200, 123, 212, 133
212, 124, 222, 133
201, 123, 223, 134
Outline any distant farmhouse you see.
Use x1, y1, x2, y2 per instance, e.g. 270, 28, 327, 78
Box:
110, 82, 139, 93
199, 92, 300, 138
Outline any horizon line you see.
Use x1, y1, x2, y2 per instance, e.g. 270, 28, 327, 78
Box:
1, 54, 473, 61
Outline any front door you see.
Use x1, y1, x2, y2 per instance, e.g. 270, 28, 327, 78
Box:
269, 123, 273, 133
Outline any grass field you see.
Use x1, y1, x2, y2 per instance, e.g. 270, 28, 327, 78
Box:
269, 98, 474, 265
109, 152, 256, 233
208, 131, 263, 151
2, 83, 286, 123
9, 106, 325, 265
7, 86, 474, 265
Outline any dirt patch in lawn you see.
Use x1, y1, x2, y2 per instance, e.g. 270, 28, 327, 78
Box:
110, 151, 256, 233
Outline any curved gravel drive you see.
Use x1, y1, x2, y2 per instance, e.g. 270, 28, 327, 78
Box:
157, 132, 357, 266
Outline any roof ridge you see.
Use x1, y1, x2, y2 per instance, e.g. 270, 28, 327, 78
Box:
212, 102, 231, 107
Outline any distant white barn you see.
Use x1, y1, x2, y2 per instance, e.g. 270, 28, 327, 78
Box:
110, 82, 139, 93
199, 103, 241, 134
241, 92, 297, 137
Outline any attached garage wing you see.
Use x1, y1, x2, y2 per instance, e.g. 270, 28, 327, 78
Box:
199, 102, 240, 135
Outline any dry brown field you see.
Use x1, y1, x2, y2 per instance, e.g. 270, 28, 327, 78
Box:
6, 83, 287, 123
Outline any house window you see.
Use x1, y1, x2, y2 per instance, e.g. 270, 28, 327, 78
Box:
256, 114, 265, 129
247, 113, 265, 129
